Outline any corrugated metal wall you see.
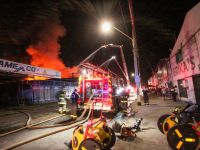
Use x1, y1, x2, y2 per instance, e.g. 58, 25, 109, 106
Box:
22, 80, 78, 104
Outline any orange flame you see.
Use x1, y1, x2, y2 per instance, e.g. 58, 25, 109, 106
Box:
26, 22, 79, 78
24, 76, 49, 81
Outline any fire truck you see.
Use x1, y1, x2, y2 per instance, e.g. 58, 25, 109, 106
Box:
78, 63, 123, 111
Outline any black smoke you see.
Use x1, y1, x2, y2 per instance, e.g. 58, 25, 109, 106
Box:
0, 0, 64, 63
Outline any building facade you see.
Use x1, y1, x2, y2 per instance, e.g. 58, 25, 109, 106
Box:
22, 79, 78, 105
169, 2, 200, 104
148, 58, 170, 89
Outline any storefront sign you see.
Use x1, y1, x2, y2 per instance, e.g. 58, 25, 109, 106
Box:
172, 56, 195, 76
172, 55, 200, 79
0, 59, 61, 78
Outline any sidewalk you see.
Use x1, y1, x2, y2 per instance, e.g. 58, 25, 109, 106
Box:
112, 95, 187, 150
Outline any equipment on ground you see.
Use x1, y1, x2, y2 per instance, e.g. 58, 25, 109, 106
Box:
72, 118, 115, 150
157, 104, 200, 150
167, 120, 200, 150
71, 99, 116, 150
112, 118, 143, 138
157, 103, 200, 134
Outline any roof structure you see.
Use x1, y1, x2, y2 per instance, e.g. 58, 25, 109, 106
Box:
171, 2, 200, 56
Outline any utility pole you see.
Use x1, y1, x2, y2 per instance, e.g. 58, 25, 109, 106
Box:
128, 0, 141, 105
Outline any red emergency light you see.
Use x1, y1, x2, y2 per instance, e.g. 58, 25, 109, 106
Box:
78, 64, 113, 110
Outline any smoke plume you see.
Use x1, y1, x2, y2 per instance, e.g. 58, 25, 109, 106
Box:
26, 21, 78, 78
0, 0, 79, 78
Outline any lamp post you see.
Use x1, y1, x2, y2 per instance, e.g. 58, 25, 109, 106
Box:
101, 21, 133, 41
128, 0, 141, 105
101, 19, 141, 105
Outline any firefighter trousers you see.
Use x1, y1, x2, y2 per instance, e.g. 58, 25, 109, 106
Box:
71, 103, 78, 116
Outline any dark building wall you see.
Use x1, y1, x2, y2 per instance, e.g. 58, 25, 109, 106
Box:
0, 82, 19, 106
22, 80, 78, 104
0, 78, 78, 106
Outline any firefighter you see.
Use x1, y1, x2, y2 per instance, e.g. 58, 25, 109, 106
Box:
70, 89, 79, 118
142, 87, 149, 105
170, 86, 178, 101
58, 89, 67, 114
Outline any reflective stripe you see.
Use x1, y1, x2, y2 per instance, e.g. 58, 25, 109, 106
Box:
176, 141, 183, 149
175, 129, 182, 138
185, 138, 196, 142
82, 146, 87, 150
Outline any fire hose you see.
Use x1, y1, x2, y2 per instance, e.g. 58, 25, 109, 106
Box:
0, 112, 65, 137
0, 110, 32, 137
2, 95, 94, 150
17, 110, 32, 126
28, 95, 93, 129
0, 95, 94, 137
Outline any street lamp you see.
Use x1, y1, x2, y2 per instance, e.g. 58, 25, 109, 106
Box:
131, 73, 135, 77
101, 20, 141, 105
101, 21, 133, 41
101, 21, 112, 34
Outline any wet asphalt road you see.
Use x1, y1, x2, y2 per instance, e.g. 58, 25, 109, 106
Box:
0, 96, 186, 150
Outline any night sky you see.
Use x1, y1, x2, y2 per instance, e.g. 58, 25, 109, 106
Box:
0, 0, 199, 84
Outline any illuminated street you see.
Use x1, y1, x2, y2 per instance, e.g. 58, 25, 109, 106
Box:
0, 95, 186, 150
0, 1, 200, 150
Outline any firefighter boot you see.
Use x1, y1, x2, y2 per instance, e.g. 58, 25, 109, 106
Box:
63, 104, 67, 113
58, 105, 63, 114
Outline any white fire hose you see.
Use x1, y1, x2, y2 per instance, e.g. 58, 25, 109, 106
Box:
2, 94, 94, 150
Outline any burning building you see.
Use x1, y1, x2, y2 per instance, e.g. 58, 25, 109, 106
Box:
21, 78, 78, 105
0, 1, 81, 106
0, 59, 78, 106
